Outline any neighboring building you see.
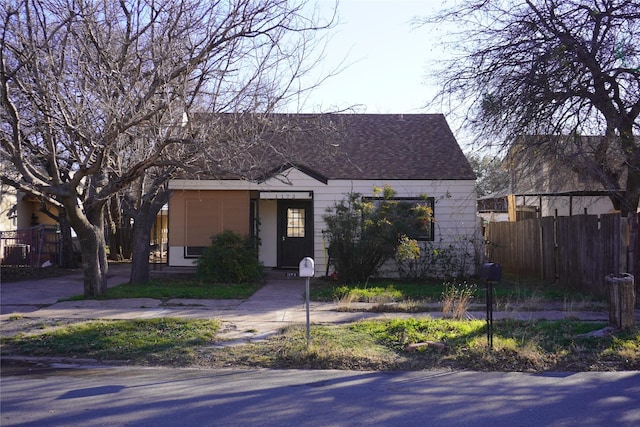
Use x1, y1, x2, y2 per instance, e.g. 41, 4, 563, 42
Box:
0, 185, 60, 266
478, 189, 509, 223
15, 193, 59, 229
0, 183, 18, 232
499, 135, 624, 220
0, 184, 58, 231
167, 114, 478, 277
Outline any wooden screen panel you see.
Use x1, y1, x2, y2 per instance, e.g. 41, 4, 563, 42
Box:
169, 190, 249, 247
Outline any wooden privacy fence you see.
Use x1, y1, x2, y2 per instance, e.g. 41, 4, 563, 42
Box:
485, 213, 639, 297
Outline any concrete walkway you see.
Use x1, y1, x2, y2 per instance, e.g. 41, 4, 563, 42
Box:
1, 264, 636, 343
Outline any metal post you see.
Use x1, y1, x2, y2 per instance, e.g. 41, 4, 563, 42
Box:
486, 281, 493, 350
299, 257, 315, 348
305, 276, 311, 346
481, 263, 501, 351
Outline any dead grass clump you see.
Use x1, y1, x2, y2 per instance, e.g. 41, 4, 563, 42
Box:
441, 282, 476, 320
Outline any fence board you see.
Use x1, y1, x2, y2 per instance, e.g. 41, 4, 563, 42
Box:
540, 217, 556, 280
485, 213, 635, 297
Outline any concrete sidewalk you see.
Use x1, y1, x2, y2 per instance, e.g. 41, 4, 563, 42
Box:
0, 263, 132, 314
1, 264, 635, 344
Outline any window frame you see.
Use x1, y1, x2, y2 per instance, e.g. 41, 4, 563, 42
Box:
184, 246, 205, 258
364, 196, 435, 242
286, 207, 306, 238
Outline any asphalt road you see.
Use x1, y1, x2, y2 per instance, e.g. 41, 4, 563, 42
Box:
2, 362, 639, 427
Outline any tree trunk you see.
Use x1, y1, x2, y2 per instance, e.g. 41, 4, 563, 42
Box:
623, 164, 640, 217
77, 223, 109, 297
58, 213, 78, 269
37, 205, 78, 268
107, 195, 124, 261
606, 273, 636, 329
121, 213, 134, 259
63, 196, 110, 297
130, 216, 152, 284
619, 123, 640, 217
129, 188, 170, 284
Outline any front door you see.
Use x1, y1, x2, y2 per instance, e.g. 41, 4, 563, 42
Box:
277, 200, 313, 268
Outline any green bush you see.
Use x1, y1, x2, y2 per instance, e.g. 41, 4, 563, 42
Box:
395, 236, 479, 280
195, 231, 263, 284
323, 185, 432, 283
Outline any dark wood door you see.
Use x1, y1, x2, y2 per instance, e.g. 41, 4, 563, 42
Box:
277, 200, 313, 268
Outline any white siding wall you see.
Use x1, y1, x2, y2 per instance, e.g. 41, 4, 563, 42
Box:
169, 170, 479, 276
540, 195, 615, 217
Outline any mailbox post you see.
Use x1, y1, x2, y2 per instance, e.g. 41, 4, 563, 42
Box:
299, 257, 315, 346
481, 262, 502, 350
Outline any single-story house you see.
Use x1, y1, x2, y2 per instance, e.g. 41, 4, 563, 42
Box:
0, 184, 63, 267
0, 186, 59, 232
167, 114, 478, 277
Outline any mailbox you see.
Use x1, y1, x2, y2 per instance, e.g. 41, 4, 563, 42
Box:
481, 262, 502, 282
299, 257, 315, 278
300, 257, 315, 346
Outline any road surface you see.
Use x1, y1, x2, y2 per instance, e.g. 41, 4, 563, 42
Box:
2, 361, 639, 426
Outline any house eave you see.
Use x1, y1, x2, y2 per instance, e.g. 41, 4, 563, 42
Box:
257, 163, 329, 185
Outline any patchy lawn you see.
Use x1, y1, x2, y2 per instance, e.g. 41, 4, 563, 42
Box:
2, 317, 638, 372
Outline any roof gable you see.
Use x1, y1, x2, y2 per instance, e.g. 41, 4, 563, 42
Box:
259, 163, 328, 185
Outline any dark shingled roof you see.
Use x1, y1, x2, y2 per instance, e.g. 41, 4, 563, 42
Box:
295, 114, 475, 180
184, 113, 476, 182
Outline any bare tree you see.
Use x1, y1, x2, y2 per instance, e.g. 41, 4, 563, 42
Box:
1, 0, 335, 296
126, 169, 174, 285
419, 0, 640, 215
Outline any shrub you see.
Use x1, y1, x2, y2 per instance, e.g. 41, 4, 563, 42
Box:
195, 231, 263, 284
394, 235, 422, 279
323, 185, 432, 283
395, 235, 480, 280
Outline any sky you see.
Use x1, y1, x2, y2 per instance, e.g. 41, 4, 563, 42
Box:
297, 0, 450, 115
